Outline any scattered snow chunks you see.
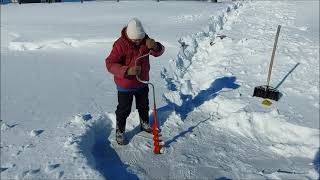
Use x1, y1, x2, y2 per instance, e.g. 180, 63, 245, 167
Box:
82, 113, 92, 121
176, 53, 191, 76
30, 129, 44, 137
1, 122, 11, 131
64, 134, 81, 149
8, 42, 41, 51
71, 114, 86, 124
206, 5, 234, 36
163, 111, 183, 129
169, 14, 204, 24
180, 80, 194, 96
161, 67, 178, 91
60, 38, 81, 48
71, 113, 93, 127
0, 121, 17, 131
106, 112, 116, 129
179, 36, 197, 61
163, 91, 183, 106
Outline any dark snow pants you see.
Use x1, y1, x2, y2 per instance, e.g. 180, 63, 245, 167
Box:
116, 86, 149, 133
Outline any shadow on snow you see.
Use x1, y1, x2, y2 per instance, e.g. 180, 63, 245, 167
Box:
164, 114, 212, 147
155, 76, 240, 122
153, 76, 240, 147
79, 115, 139, 180
314, 148, 320, 180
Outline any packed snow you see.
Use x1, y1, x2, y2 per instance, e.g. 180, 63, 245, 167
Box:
1, 0, 319, 179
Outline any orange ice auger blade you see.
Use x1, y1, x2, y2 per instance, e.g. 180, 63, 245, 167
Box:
135, 52, 162, 154
152, 104, 161, 154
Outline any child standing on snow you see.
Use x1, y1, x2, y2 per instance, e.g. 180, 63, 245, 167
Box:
105, 18, 165, 145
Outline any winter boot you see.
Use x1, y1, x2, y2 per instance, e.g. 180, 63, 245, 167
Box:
140, 121, 152, 133
116, 131, 127, 145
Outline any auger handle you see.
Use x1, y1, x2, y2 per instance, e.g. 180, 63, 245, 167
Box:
134, 51, 158, 126
267, 25, 281, 87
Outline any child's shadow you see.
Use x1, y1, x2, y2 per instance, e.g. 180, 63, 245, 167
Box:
155, 76, 240, 124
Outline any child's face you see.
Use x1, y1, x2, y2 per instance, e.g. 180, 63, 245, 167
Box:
131, 39, 143, 46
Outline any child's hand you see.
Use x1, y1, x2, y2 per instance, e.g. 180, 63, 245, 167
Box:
146, 38, 157, 50
127, 66, 141, 76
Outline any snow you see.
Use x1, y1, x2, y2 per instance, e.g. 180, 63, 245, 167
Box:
1, 0, 319, 179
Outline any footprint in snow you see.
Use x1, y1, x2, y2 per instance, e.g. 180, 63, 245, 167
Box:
56, 171, 64, 178
21, 168, 41, 177
1, 167, 8, 172
1, 163, 16, 172
30, 129, 44, 137
45, 163, 60, 172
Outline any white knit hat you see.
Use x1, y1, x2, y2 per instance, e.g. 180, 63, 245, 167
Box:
126, 18, 145, 40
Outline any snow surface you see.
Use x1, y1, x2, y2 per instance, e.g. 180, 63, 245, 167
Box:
1, 0, 319, 179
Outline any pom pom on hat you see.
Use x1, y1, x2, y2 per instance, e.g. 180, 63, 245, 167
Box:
126, 18, 145, 40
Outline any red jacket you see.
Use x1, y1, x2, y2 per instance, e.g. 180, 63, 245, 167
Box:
105, 27, 165, 89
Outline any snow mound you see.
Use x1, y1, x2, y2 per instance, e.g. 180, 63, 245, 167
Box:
8, 38, 116, 51
214, 108, 318, 159
162, 2, 242, 98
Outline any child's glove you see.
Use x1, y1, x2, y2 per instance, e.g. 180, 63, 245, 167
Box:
126, 66, 141, 76
146, 38, 158, 50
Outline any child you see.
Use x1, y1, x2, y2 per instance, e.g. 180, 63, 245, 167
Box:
105, 18, 165, 145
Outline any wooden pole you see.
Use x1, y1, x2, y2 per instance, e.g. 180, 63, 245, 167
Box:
267, 25, 281, 87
